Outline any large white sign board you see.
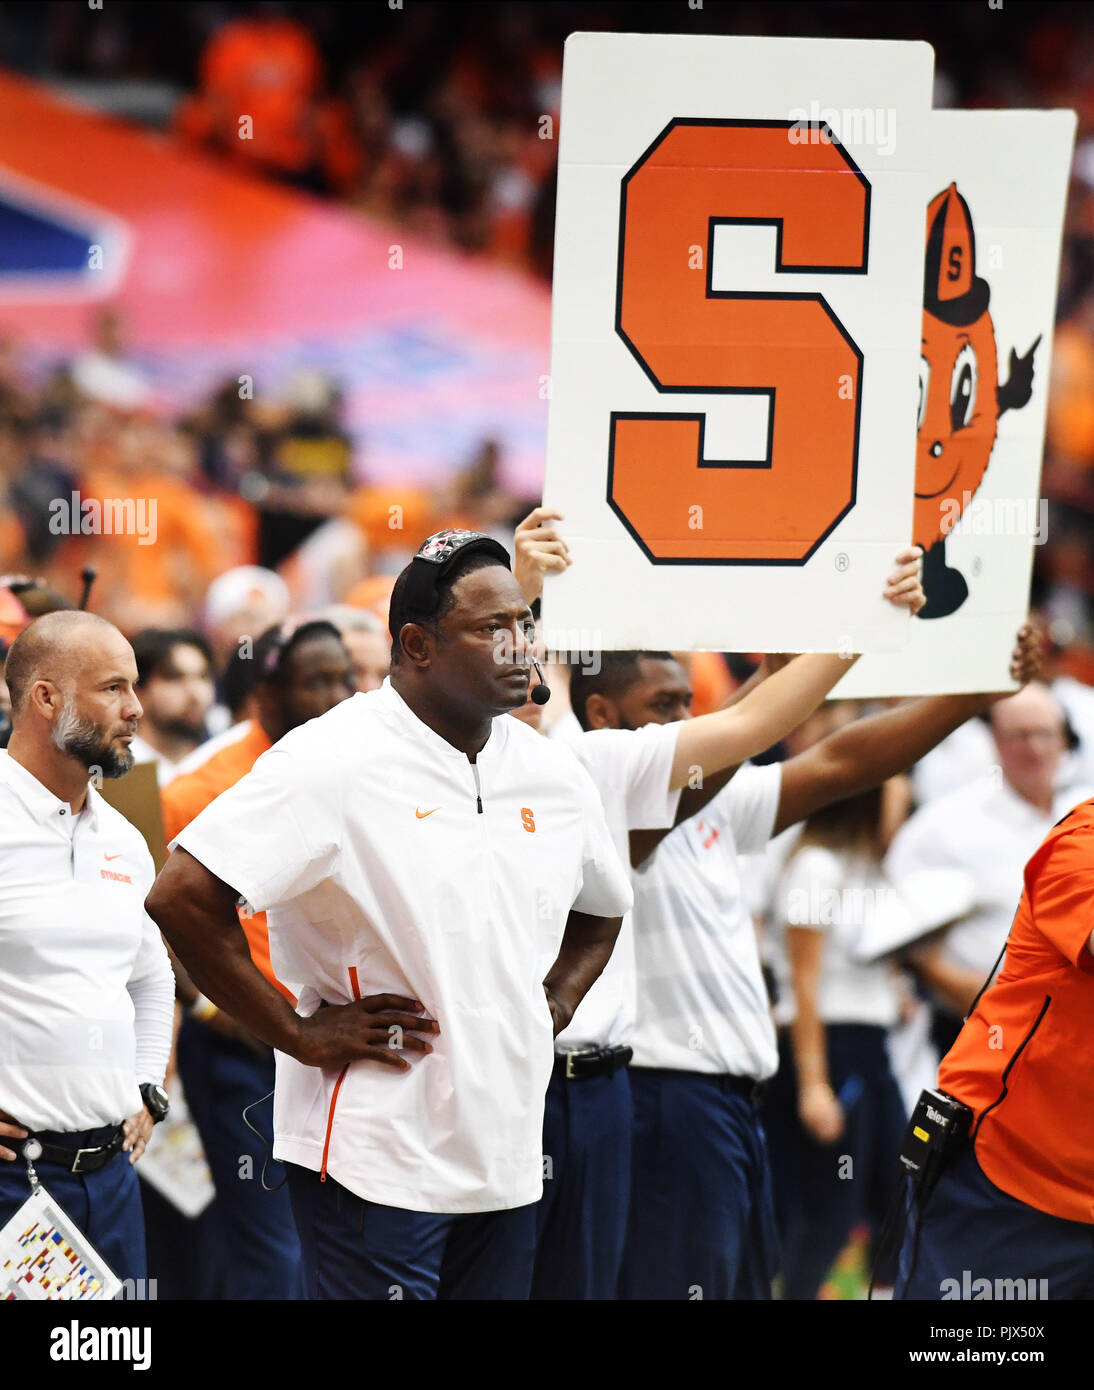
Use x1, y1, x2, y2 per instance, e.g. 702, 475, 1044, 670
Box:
837, 109, 1076, 697
542, 33, 935, 654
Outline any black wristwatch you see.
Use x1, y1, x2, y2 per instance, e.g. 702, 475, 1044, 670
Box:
139, 1082, 170, 1125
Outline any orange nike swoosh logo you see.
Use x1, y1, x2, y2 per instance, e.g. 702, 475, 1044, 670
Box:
104, 853, 123, 861
415, 807, 440, 819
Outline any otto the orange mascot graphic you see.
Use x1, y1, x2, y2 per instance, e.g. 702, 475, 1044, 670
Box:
915, 183, 1040, 618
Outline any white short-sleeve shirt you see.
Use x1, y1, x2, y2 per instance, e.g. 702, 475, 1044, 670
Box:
556, 723, 682, 1051
173, 680, 633, 1214
0, 752, 172, 1131
770, 845, 901, 1028
630, 762, 783, 1079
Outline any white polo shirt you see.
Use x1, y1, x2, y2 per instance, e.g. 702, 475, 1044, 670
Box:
630, 762, 782, 1079
0, 751, 174, 1132
911, 700, 1094, 808
173, 679, 633, 1215
770, 845, 901, 1028
885, 775, 1094, 978
556, 723, 682, 1051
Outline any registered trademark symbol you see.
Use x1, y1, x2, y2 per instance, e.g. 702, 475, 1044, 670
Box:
834, 552, 849, 572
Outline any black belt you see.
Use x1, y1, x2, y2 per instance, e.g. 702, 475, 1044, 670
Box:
555, 1045, 632, 1082
718, 1073, 767, 1106
25, 1127, 125, 1175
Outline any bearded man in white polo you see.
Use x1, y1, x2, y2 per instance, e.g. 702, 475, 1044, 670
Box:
0, 611, 174, 1284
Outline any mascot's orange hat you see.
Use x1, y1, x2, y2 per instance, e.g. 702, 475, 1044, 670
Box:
924, 182, 991, 327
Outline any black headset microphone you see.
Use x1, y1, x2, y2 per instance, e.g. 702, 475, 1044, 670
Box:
530, 658, 551, 705
78, 567, 97, 611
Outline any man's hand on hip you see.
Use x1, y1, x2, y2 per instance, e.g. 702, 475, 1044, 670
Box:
544, 985, 573, 1037
0, 1109, 28, 1162
295, 994, 439, 1072
123, 1109, 155, 1165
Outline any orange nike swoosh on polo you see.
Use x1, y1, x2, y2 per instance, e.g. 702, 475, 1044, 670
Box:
415, 807, 440, 819
104, 853, 123, 861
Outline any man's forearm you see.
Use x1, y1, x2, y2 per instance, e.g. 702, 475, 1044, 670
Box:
787, 928, 829, 1088
630, 658, 787, 866
825, 693, 986, 802
163, 940, 200, 1008
791, 1007, 830, 1091
714, 658, 768, 712
543, 910, 623, 1034
146, 853, 304, 1058
671, 653, 855, 791
775, 691, 989, 835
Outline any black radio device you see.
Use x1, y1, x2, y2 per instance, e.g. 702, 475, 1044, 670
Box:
899, 1087, 973, 1202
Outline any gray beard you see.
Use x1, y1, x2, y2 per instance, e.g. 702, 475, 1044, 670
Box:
51, 702, 134, 778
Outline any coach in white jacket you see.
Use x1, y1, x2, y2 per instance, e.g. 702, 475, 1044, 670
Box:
148, 530, 634, 1300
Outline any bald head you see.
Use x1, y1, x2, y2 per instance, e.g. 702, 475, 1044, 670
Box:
988, 681, 1066, 740
5, 611, 121, 715
988, 680, 1068, 809
4, 612, 142, 778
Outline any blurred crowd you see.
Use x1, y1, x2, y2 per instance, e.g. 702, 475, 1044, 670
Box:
0, 308, 535, 644
2, 2, 1093, 278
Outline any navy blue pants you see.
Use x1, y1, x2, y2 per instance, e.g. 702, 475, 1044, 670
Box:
531, 1061, 632, 1300
141, 1173, 222, 1299
176, 1014, 302, 1299
0, 1125, 146, 1290
764, 1023, 907, 1299
285, 1163, 537, 1299
619, 1068, 778, 1300
897, 1140, 1094, 1300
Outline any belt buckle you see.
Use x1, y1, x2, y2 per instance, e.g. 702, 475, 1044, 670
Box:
70, 1145, 101, 1174
71, 1130, 118, 1173
564, 1047, 597, 1080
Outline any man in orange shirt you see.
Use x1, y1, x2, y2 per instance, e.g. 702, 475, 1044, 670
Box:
897, 798, 1094, 1300
162, 618, 355, 1300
